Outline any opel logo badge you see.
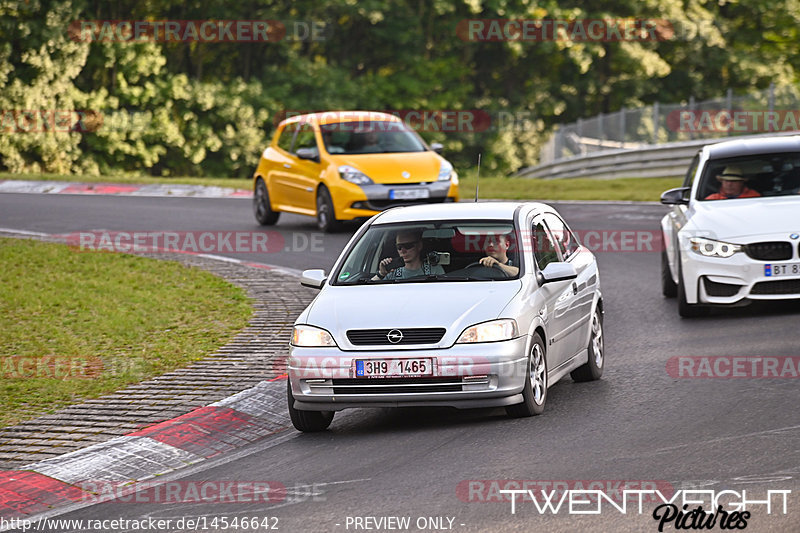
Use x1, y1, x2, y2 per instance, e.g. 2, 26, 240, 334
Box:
401, 171, 410, 179
791, 233, 799, 240
387, 329, 404, 343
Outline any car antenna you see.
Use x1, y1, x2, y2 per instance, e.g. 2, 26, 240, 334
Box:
474, 153, 481, 202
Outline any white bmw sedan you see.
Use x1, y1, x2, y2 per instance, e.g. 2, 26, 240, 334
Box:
661, 135, 800, 317
287, 202, 604, 431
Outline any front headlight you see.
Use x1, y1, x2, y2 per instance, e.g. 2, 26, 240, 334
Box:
457, 319, 519, 344
438, 160, 454, 181
338, 165, 374, 185
292, 325, 338, 347
689, 237, 742, 258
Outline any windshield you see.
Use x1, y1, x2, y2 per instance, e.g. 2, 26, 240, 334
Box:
319, 121, 427, 155
697, 152, 800, 201
332, 221, 521, 285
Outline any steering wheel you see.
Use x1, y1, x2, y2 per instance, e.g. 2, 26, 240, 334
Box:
463, 261, 512, 279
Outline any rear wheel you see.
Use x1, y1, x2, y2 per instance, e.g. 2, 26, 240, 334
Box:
506, 333, 547, 418
316, 186, 341, 233
287, 379, 334, 432
571, 306, 604, 382
661, 250, 677, 298
253, 179, 280, 225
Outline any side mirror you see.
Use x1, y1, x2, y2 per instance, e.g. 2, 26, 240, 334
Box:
295, 148, 320, 163
300, 269, 327, 289
537, 262, 578, 285
660, 187, 691, 205
430, 142, 443, 154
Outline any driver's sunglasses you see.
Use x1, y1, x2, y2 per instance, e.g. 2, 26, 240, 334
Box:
396, 241, 418, 251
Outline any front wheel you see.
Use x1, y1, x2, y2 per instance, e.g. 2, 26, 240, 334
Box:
571, 306, 604, 382
253, 179, 280, 226
316, 186, 341, 233
506, 333, 547, 418
677, 256, 707, 318
661, 250, 677, 298
287, 379, 334, 432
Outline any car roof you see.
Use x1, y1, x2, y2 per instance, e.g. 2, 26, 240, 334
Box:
704, 135, 800, 159
280, 111, 403, 127
371, 201, 553, 224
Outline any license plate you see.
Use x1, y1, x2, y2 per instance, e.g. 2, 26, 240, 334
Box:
389, 188, 430, 200
765, 263, 800, 277
355, 358, 433, 378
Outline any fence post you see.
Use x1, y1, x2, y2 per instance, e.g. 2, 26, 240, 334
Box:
652, 102, 659, 144
620, 107, 626, 145
768, 82, 775, 113
726, 88, 732, 136
688, 96, 696, 140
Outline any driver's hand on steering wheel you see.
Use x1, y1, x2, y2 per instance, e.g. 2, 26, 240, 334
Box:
479, 256, 499, 268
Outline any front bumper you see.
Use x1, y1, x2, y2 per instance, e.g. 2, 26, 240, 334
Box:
288, 336, 529, 411
333, 180, 458, 220
681, 244, 800, 305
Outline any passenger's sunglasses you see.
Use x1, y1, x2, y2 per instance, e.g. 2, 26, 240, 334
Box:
396, 241, 418, 251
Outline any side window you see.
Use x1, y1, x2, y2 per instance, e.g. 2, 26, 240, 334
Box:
277, 123, 297, 152
531, 220, 561, 270
294, 123, 319, 156
543, 213, 579, 260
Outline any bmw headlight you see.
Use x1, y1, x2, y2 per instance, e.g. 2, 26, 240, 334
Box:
689, 237, 742, 258
438, 160, 454, 181
292, 325, 338, 347
338, 165, 373, 185
457, 319, 519, 344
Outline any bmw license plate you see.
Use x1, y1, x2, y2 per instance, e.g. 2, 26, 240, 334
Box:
765, 263, 800, 277
355, 358, 433, 378
389, 188, 430, 200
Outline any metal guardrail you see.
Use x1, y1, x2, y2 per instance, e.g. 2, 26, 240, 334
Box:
517, 131, 800, 180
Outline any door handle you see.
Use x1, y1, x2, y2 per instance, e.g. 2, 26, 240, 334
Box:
572, 282, 578, 295
283, 163, 292, 169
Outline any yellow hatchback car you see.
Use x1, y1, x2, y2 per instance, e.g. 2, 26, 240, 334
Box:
252, 111, 459, 232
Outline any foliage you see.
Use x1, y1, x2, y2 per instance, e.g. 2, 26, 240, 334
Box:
1, 0, 798, 176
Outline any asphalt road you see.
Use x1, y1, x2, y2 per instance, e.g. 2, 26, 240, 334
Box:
2, 193, 800, 532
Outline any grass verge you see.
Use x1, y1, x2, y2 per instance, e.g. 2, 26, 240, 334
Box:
1, 171, 682, 201
0, 237, 253, 427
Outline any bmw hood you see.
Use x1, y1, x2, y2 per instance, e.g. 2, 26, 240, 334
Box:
687, 198, 800, 241
301, 281, 523, 349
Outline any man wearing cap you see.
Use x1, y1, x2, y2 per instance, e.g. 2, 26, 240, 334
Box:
705, 165, 761, 200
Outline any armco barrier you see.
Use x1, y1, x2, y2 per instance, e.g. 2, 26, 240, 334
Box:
516, 130, 800, 180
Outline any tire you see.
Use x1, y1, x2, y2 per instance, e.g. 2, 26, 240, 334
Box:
677, 255, 707, 318
253, 179, 280, 226
316, 186, 341, 233
506, 333, 547, 418
571, 306, 604, 382
661, 250, 677, 298
287, 379, 334, 432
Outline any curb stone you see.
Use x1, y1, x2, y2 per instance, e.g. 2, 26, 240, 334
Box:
0, 230, 314, 523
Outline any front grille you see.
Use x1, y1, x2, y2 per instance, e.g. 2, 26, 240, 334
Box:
347, 328, 446, 346
363, 198, 448, 210
744, 242, 793, 261
703, 277, 742, 297
751, 279, 800, 295
331, 377, 466, 394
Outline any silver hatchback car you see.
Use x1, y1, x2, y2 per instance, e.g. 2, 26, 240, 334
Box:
288, 202, 604, 431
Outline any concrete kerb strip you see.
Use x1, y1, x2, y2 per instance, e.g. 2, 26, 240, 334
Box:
0, 180, 251, 198
0, 229, 301, 526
